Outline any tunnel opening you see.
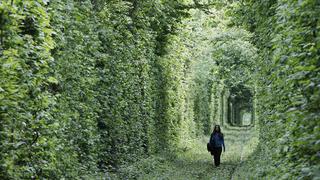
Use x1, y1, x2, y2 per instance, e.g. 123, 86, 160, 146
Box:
220, 85, 254, 127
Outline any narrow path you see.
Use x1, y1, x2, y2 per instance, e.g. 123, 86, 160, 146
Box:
139, 128, 258, 180
230, 127, 250, 180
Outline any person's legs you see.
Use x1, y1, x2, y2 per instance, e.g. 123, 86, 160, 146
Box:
212, 148, 219, 166
216, 147, 222, 166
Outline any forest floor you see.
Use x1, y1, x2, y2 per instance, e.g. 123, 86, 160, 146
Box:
112, 127, 259, 180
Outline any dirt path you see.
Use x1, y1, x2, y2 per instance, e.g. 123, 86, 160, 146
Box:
139, 128, 258, 180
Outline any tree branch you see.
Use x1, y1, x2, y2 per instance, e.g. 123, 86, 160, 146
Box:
30, 131, 39, 146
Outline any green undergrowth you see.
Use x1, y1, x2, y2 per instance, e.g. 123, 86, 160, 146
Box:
232, 144, 273, 179
109, 128, 259, 180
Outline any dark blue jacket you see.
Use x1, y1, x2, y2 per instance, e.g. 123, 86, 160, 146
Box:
210, 132, 225, 149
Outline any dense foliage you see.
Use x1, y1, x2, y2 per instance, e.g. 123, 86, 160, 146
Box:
0, 0, 319, 179
0, 1, 56, 178
232, 0, 320, 179
0, 0, 212, 178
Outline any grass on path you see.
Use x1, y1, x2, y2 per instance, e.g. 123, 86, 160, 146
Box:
111, 127, 258, 180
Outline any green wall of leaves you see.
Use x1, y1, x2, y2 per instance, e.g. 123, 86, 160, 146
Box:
0, 0, 211, 178
232, 0, 320, 179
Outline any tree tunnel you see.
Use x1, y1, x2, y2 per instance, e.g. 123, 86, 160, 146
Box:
1, 0, 318, 179
213, 84, 255, 128
227, 85, 254, 127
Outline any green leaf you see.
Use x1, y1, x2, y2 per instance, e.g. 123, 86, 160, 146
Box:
47, 77, 58, 84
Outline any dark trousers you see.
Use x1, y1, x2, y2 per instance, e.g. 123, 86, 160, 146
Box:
212, 147, 222, 166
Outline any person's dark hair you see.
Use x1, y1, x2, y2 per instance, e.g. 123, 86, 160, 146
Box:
213, 125, 223, 136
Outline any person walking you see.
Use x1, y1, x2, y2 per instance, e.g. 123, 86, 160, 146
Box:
208, 125, 225, 167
